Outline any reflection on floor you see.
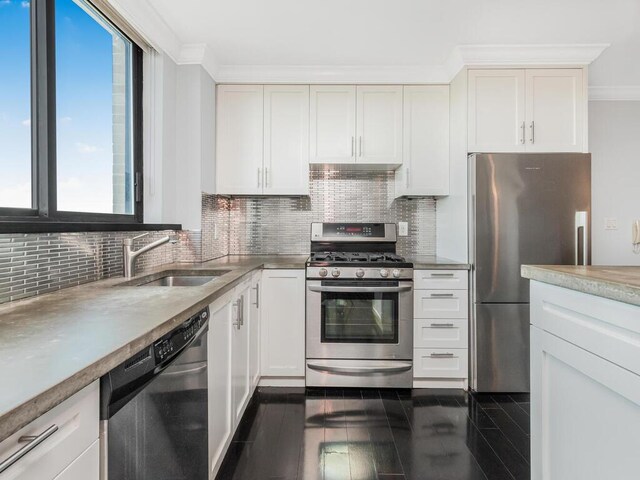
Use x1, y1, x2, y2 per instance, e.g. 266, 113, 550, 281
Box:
215, 388, 530, 480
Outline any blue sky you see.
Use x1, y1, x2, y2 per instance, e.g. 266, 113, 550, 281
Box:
0, 0, 120, 212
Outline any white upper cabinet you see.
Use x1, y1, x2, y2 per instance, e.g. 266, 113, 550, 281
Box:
468, 68, 585, 153
309, 85, 356, 164
468, 69, 526, 153
525, 69, 584, 152
216, 85, 264, 194
263, 85, 310, 195
396, 85, 450, 197
356, 86, 403, 165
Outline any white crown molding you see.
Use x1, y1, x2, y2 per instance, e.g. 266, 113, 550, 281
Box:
177, 44, 220, 81
212, 64, 451, 84
589, 86, 640, 101
105, 0, 182, 61
452, 44, 609, 68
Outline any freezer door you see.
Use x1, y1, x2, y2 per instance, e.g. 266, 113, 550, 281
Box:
473, 303, 530, 393
471, 153, 590, 303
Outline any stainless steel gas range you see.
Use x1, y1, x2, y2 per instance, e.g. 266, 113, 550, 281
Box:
305, 222, 414, 388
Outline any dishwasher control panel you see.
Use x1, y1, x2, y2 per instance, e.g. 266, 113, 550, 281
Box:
154, 307, 209, 363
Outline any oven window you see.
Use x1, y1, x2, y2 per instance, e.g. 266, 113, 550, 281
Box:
321, 290, 399, 343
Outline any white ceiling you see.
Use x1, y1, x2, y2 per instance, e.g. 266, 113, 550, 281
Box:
147, 0, 640, 86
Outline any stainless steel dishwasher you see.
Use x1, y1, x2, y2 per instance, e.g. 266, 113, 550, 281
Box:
99, 307, 209, 480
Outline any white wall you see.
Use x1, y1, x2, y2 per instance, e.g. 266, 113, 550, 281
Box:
589, 100, 640, 265
436, 68, 469, 263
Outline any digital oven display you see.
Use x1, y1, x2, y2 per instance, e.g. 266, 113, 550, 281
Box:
322, 223, 386, 237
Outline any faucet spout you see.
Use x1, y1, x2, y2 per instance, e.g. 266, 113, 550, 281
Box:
123, 235, 173, 278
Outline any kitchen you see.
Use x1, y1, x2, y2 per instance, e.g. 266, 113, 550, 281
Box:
1, 0, 639, 479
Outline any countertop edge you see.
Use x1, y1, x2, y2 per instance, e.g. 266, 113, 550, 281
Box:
0, 258, 304, 443
521, 265, 640, 307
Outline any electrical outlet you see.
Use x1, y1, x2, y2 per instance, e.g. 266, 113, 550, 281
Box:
604, 217, 618, 230
398, 222, 409, 236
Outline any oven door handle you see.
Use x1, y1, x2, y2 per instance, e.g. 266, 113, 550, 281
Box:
307, 285, 413, 293
307, 361, 413, 376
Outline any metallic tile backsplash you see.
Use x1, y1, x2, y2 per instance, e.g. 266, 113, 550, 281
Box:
0, 230, 201, 304
225, 170, 436, 256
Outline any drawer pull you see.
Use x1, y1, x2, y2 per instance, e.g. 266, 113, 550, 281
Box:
430, 293, 455, 298
430, 352, 455, 358
429, 273, 454, 277
0, 425, 58, 474
430, 322, 455, 328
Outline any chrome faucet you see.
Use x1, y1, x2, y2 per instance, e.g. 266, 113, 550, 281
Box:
123, 233, 175, 278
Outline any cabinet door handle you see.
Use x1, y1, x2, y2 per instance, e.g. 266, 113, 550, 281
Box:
520, 121, 525, 144
0, 425, 58, 474
430, 352, 455, 358
257, 167, 262, 188
529, 121, 535, 143
233, 300, 241, 329
351, 136, 355, 157
430, 293, 455, 298
429, 273, 454, 277
430, 322, 455, 328
359, 136, 363, 157
239, 295, 244, 326
252, 283, 260, 308
264, 167, 269, 188
406, 168, 410, 188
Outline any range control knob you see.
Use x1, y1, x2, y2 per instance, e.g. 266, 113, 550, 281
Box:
331, 268, 341, 278
392, 269, 401, 278
356, 269, 365, 278
380, 268, 389, 278
318, 268, 328, 277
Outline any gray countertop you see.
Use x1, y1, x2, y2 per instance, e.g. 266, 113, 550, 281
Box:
522, 265, 640, 307
407, 256, 470, 270
0, 255, 306, 443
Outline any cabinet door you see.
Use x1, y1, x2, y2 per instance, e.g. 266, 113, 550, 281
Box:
260, 270, 306, 377
356, 85, 403, 165
249, 273, 261, 389
397, 85, 449, 197
231, 282, 251, 427
263, 85, 309, 195
216, 85, 264, 194
309, 85, 356, 164
525, 69, 584, 152
531, 326, 640, 480
208, 294, 234, 477
468, 69, 526, 152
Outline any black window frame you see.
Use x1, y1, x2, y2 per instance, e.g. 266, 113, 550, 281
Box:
0, 0, 145, 228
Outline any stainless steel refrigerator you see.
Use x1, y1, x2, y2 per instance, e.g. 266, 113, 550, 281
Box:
469, 153, 591, 392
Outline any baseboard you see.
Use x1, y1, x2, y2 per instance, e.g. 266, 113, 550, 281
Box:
258, 376, 306, 387
413, 378, 468, 389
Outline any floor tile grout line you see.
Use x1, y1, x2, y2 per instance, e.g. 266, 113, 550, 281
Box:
454, 396, 518, 480
491, 395, 531, 440
508, 395, 531, 418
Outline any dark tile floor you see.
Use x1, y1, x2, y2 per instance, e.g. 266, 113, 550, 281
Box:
216, 388, 530, 480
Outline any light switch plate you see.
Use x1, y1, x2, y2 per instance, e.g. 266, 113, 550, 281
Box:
604, 217, 618, 230
398, 222, 409, 236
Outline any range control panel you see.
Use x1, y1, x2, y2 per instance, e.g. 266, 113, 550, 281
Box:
154, 307, 209, 363
321, 223, 387, 238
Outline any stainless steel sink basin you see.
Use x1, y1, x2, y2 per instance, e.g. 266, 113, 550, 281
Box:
126, 270, 231, 287
139, 275, 218, 287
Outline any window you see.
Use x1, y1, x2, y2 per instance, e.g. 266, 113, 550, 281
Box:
0, 0, 143, 224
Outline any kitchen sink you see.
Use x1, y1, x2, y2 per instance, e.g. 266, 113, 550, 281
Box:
127, 270, 231, 287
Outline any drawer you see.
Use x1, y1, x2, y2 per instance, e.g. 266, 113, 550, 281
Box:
414, 270, 468, 290
414, 318, 468, 349
414, 348, 468, 379
0, 381, 99, 480
414, 290, 469, 319
52, 441, 98, 480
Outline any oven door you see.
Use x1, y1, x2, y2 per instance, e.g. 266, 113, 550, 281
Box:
306, 280, 413, 360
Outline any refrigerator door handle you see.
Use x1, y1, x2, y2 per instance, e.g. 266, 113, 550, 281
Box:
575, 211, 589, 265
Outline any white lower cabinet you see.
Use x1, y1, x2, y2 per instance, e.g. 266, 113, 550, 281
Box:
260, 269, 306, 379
413, 269, 469, 388
231, 278, 251, 427
0, 381, 99, 480
249, 272, 262, 389
530, 281, 640, 480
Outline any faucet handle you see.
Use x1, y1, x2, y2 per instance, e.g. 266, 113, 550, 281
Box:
132, 232, 150, 241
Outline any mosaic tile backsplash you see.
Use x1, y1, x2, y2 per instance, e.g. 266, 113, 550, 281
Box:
225, 170, 437, 256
